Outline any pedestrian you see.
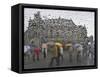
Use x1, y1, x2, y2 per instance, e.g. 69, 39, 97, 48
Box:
56, 45, 61, 65
65, 43, 73, 63
24, 45, 30, 60
49, 44, 59, 66
29, 44, 35, 61
60, 46, 64, 63
29, 42, 35, 61
34, 46, 41, 61
42, 43, 47, 59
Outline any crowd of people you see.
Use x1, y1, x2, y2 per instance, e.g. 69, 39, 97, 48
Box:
24, 38, 95, 67
24, 42, 64, 66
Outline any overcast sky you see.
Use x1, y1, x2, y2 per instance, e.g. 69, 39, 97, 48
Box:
24, 8, 95, 37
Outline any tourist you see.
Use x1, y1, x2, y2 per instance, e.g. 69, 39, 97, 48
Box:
42, 43, 48, 59
49, 44, 59, 66
56, 45, 61, 65
60, 46, 64, 63
34, 46, 41, 61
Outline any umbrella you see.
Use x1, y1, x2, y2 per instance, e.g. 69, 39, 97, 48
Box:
24, 45, 31, 53
65, 43, 72, 47
55, 42, 62, 47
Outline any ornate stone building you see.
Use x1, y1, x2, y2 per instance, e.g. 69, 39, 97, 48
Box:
24, 11, 87, 46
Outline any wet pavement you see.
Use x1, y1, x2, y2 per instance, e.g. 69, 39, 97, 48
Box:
24, 50, 94, 69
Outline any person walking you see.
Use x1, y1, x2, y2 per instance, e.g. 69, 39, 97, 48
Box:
29, 44, 35, 61
42, 43, 48, 59
56, 45, 61, 65
49, 44, 59, 66
34, 46, 41, 61
59, 46, 64, 63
